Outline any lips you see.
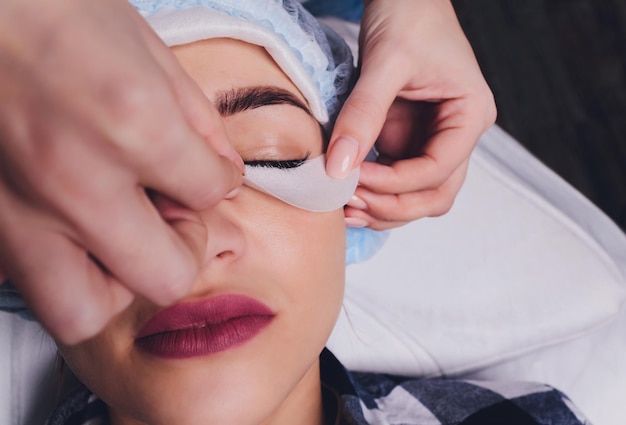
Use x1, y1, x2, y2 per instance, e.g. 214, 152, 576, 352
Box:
135, 294, 274, 359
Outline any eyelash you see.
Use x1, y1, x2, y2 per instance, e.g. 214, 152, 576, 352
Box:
244, 153, 310, 169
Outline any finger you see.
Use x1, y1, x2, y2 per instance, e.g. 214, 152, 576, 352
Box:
134, 15, 244, 169
150, 192, 208, 266
374, 99, 434, 161
133, 79, 243, 210
326, 52, 409, 178
7, 228, 133, 345
3, 109, 219, 307
348, 160, 469, 226
93, 11, 243, 211
137, 132, 243, 212
357, 156, 452, 196
76, 187, 204, 306
344, 207, 407, 231
359, 104, 482, 194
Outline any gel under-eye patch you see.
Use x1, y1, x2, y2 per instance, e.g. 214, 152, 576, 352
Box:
243, 155, 359, 212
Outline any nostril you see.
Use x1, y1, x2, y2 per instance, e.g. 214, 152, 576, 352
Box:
216, 251, 233, 260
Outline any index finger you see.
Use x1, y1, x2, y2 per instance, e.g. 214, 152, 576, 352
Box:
131, 15, 244, 209
326, 52, 410, 177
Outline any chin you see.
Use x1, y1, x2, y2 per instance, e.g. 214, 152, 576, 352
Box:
109, 382, 278, 425
106, 351, 300, 425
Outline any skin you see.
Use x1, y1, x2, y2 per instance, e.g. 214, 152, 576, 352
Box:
0, 0, 495, 344
57, 39, 346, 425
330, 0, 497, 229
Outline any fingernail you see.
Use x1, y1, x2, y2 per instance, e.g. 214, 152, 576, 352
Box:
327, 136, 359, 179
344, 217, 368, 228
347, 195, 367, 210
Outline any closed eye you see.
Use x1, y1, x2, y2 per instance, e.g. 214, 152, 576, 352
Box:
244, 153, 310, 169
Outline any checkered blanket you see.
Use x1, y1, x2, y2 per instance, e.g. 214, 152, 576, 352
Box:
46, 349, 589, 425
341, 374, 589, 424
319, 350, 590, 425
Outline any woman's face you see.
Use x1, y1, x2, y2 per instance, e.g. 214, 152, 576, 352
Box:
57, 39, 346, 425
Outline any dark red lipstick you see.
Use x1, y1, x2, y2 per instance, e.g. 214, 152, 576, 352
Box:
135, 295, 274, 359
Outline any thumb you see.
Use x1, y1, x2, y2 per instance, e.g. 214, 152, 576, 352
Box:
326, 56, 406, 178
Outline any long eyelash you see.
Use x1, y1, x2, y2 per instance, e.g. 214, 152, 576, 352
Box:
244, 153, 310, 169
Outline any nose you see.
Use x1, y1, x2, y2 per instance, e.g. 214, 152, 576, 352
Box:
150, 192, 245, 268
198, 204, 246, 267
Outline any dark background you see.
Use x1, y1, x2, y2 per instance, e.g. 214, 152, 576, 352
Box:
452, 0, 626, 231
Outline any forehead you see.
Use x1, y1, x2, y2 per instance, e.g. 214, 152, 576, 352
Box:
171, 38, 310, 109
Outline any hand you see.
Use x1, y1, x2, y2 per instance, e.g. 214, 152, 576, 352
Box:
326, 0, 496, 230
0, 0, 243, 344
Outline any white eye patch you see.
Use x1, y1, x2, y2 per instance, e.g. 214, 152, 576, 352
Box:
243, 155, 359, 212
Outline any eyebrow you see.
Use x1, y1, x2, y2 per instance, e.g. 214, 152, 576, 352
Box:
215, 86, 312, 117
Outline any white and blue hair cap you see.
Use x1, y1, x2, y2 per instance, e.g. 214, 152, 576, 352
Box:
346, 227, 390, 265
130, 0, 354, 127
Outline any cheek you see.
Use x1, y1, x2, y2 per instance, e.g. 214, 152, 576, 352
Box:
251, 202, 344, 281
248, 199, 346, 323
56, 315, 139, 407
58, 340, 115, 401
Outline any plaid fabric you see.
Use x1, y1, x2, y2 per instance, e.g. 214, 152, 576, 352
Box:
0, 279, 34, 320
341, 375, 590, 425
46, 349, 589, 425
46, 386, 107, 425
319, 350, 590, 425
